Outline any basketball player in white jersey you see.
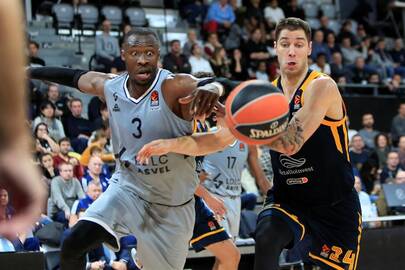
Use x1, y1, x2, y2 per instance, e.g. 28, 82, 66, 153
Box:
29, 28, 223, 270
0, 0, 45, 238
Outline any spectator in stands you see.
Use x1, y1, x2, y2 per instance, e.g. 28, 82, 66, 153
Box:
179, 0, 207, 27
53, 137, 84, 179
376, 169, 405, 216
264, 0, 285, 30
34, 122, 60, 156
209, 46, 232, 78
354, 176, 379, 228
39, 152, 59, 189
373, 133, 391, 169
255, 61, 269, 81
359, 152, 379, 195
87, 97, 103, 123
92, 102, 109, 131
319, 16, 335, 43
310, 53, 331, 75
0, 189, 14, 222
380, 151, 402, 184
245, 0, 265, 24
67, 181, 139, 270
390, 38, 405, 68
337, 20, 359, 47
283, 0, 305, 20
45, 84, 69, 118
162, 40, 191, 74
359, 36, 372, 60
311, 30, 330, 62
372, 38, 396, 79
391, 103, 405, 146
244, 28, 270, 71
330, 52, 349, 82
204, 32, 222, 58
204, 0, 235, 35
62, 98, 94, 153
397, 135, 405, 168
230, 48, 249, 80
183, 29, 202, 57
326, 32, 341, 55
81, 156, 109, 192
33, 100, 66, 141
387, 74, 404, 94
95, 19, 120, 73
340, 37, 362, 65
356, 24, 368, 42
358, 113, 379, 149
28, 40, 46, 66
350, 134, 370, 171
189, 43, 214, 74
80, 129, 114, 167
48, 162, 85, 226
110, 43, 126, 74
368, 73, 381, 85
349, 56, 373, 84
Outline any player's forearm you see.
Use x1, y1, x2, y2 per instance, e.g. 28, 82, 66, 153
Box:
172, 128, 234, 156
248, 149, 271, 194
0, 0, 29, 149
194, 184, 211, 199
267, 117, 305, 156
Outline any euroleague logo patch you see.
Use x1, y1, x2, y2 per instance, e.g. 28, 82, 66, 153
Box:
208, 221, 216, 231
239, 142, 245, 151
150, 90, 160, 110
286, 177, 309, 185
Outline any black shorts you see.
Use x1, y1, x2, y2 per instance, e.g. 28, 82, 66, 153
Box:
258, 189, 362, 270
190, 196, 230, 252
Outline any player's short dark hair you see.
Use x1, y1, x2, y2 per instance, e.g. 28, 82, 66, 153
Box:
123, 28, 160, 46
275, 17, 311, 42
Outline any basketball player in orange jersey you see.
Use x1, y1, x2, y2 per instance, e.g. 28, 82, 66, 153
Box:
139, 17, 361, 270
0, 0, 46, 237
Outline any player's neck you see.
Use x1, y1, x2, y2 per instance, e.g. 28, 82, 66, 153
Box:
280, 67, 309, 97
127, 79, 153, 99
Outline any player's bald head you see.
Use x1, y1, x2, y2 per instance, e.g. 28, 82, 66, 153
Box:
123, 28, 160, 49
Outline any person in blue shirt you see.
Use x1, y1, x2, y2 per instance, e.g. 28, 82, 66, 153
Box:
205, 0, 235, 34
81, 156, 110, 192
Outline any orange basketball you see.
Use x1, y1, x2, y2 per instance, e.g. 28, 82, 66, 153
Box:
225, 80, 290, 145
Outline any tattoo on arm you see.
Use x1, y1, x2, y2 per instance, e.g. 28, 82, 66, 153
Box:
268, 117, 304, 155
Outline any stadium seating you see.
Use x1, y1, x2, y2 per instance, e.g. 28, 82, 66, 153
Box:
321, 3, 337, 19
101, 6, 123, 30
52, 3, 74, 34
77, 4, 99, 31
303, 1, 319, 18
125, 7, 148, 27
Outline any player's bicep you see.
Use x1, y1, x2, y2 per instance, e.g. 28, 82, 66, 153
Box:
78, 72, 112, 97
296, 77, 337, 142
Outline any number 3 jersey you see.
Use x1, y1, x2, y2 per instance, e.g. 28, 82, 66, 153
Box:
202, 140, 248, 197
104, 68, 198, 206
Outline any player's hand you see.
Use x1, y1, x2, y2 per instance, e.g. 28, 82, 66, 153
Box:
137, 139, 175, 165
204, 194, 227, 217
0, 146, 46, 239
90, 261, 105, 270
178, 82, 222, 119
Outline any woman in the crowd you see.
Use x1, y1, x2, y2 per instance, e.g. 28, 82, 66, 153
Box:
33, 100, 65, 141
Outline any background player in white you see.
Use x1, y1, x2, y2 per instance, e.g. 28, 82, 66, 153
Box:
29, 28, 222, 270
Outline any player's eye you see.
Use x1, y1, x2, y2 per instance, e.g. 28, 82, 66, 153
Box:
295, 43, 304, 48
146, 51, 154, 57
131, 51, 137, 56
280, 43, 289, 48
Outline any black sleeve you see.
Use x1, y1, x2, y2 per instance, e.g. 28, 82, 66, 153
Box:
29, 67, 88, 90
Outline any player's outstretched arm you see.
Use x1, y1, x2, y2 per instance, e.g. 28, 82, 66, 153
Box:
29, 67, 114, 97
137, 126, 235, 164
195, 184, 227, 216
0, 0, 46, 237
267, 77, 342, 155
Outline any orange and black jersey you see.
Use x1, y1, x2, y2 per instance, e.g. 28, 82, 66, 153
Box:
269, 69, 354, 207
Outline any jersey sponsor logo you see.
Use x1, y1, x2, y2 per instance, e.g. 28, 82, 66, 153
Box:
320, 244, 331, 258
395, 187, 405, 200
279, 154, 306, 168
150, 90, 160, 110
113, 103, 120, 112
286, 177, 308, 185
239, 143, 245, 152
208, 221, 216, 231
113, 92, 118, 101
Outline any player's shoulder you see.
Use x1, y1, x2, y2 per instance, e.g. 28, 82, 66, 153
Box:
308, 74, 339, 97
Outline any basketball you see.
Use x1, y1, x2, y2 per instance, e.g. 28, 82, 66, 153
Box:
225, 80, 290, 145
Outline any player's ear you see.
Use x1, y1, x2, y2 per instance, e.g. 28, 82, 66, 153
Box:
273, 41, 277, 49
308, 41, 312, 56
